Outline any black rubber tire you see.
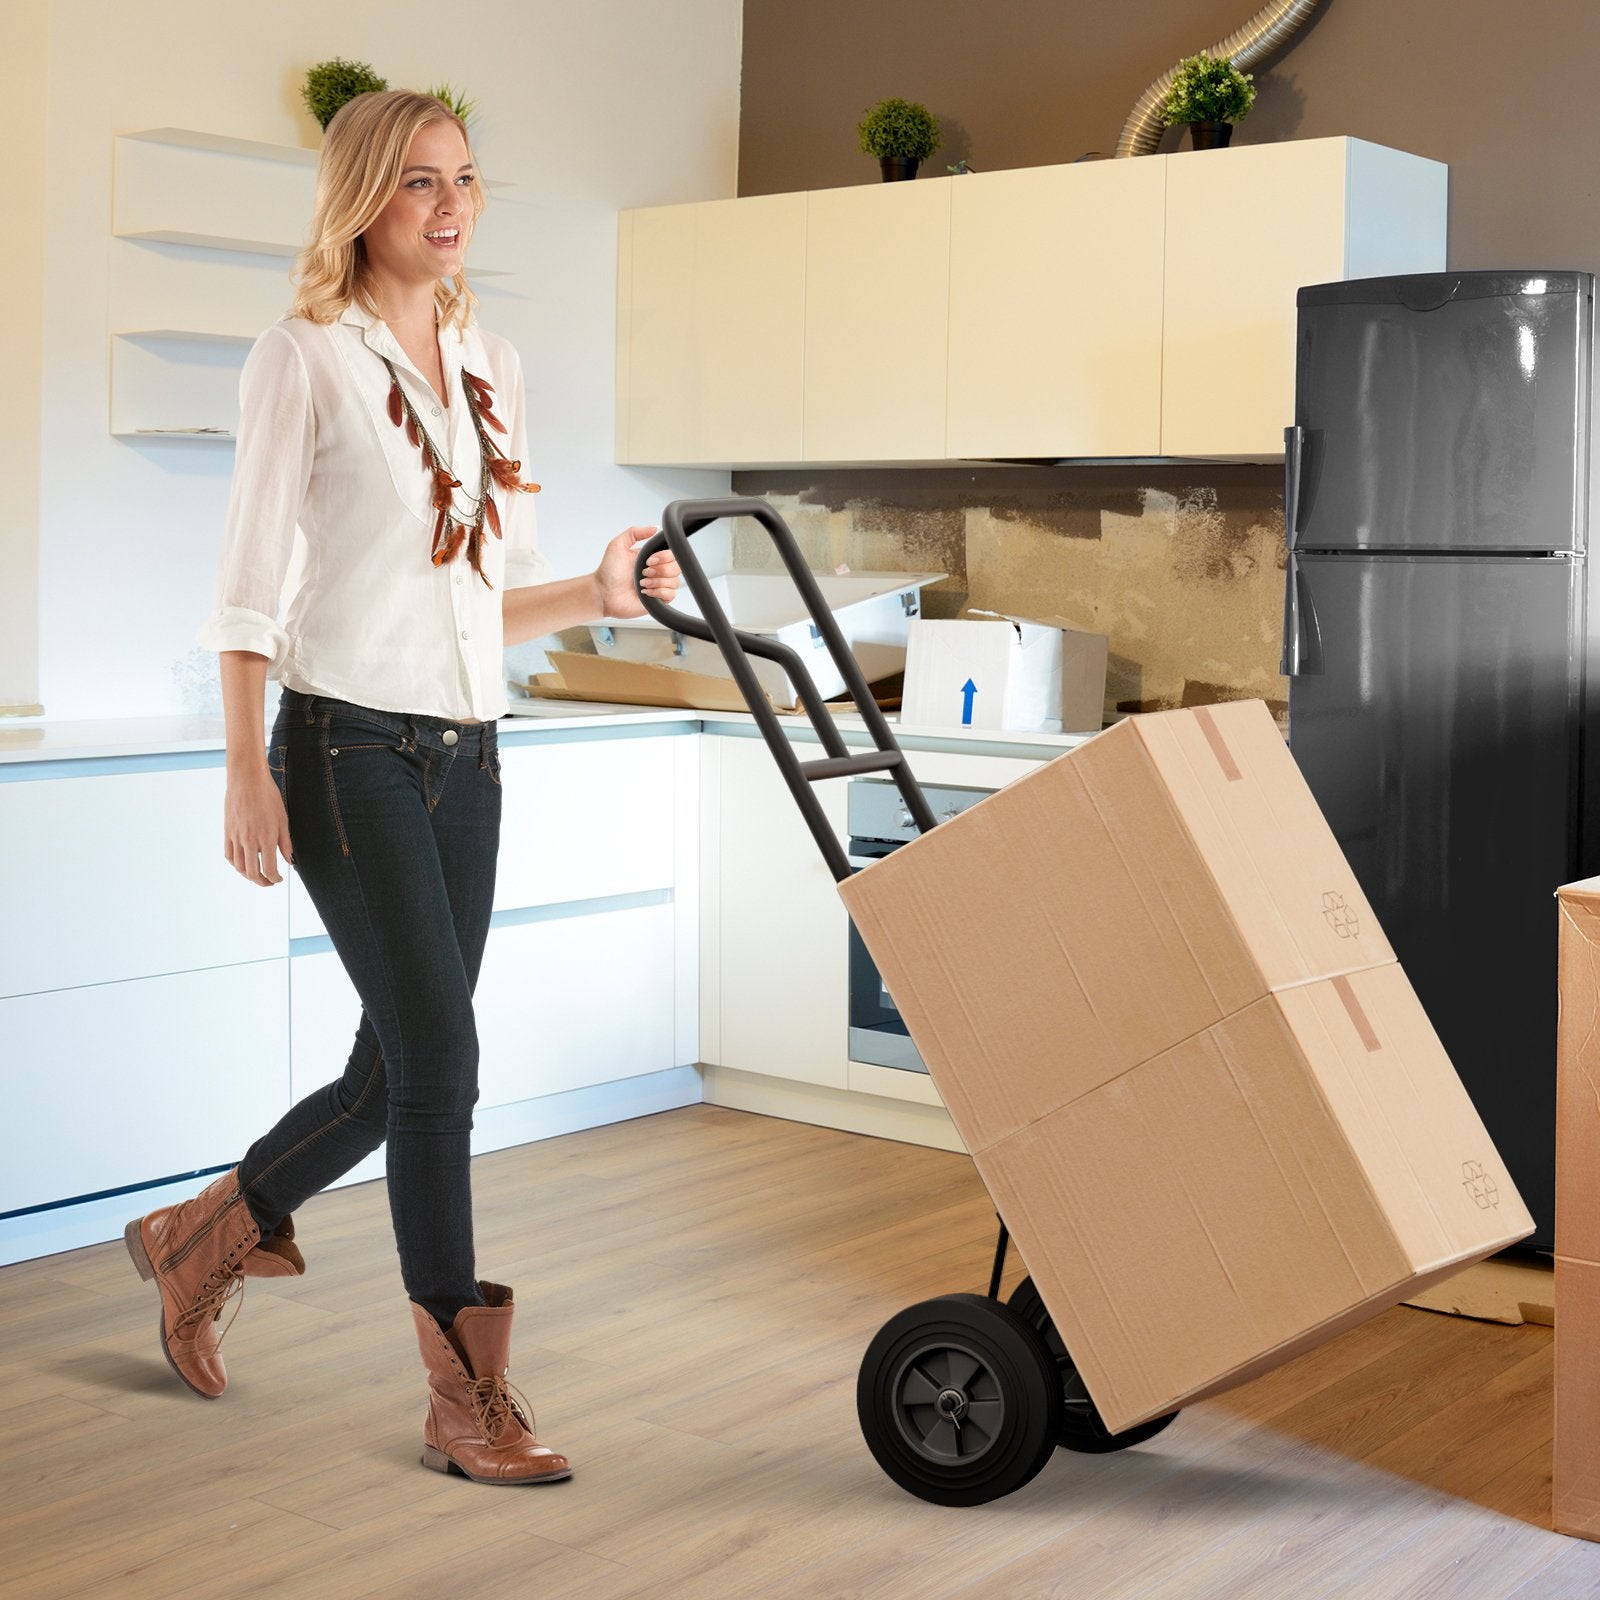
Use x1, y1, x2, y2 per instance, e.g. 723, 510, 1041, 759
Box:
856, 1292, 1060, 1506
1006, 1275, 1180, 1454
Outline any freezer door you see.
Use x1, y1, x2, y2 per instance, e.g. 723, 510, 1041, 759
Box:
1294, 273, 1591, 553
1287, 552, 1582, 1246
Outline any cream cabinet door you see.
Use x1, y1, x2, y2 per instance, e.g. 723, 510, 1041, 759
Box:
804, 179, 952, 462
619, 193, 806, 466
1160, 139, 1349, 459
946, 159, 1167, 460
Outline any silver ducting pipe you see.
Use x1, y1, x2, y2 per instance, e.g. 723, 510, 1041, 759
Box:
1115, 0, 1329, 159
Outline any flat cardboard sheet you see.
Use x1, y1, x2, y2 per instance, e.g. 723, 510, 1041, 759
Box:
841, 699, 1533, 1432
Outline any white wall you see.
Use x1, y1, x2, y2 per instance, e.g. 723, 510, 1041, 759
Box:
28, 0, 741, 720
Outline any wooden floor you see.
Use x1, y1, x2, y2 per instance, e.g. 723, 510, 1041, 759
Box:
3, 1103, 1597, 1599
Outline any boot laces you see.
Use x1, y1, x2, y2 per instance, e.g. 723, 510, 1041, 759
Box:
468, 1373, 535, 1446
175, 1261, 246, 1342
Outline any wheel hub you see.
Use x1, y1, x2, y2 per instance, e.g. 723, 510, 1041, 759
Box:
891, 1341, 1005, 1464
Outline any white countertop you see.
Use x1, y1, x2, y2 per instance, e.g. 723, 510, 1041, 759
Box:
0, 698, 1096, 765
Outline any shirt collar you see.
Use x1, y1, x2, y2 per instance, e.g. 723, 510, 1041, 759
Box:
337, 301, 470, 394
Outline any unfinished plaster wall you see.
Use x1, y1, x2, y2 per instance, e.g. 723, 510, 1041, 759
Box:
732, 467, 1287, 726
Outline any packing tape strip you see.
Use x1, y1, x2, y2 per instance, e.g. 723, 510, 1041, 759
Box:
1191, 705, 1242, 782
1333, 974, 1382, 1053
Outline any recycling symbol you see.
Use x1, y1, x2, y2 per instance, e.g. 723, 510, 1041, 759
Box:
1461, 1160, 1499, 1210
1322, 891, 1360, 939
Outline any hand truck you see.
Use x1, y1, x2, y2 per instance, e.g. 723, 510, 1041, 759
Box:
633, 497, 1180, 1505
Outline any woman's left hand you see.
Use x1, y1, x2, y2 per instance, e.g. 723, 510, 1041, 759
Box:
595, 525, 681, 619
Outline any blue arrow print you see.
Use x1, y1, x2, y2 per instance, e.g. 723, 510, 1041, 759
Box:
960, 678, 977, 726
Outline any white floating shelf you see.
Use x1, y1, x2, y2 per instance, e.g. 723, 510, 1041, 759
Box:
115, 328, 258, 347
114, 429, 237, 443
118, 126, 511, 186
119, 126, 320, 165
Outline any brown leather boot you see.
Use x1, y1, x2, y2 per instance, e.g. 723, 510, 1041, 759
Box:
411, 1282, 572, 1484
243, 1215, 305, 1279
124, 1168, 261, 1398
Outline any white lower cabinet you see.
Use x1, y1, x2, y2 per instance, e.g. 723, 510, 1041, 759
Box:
493, 735, 679, 910
0, 961, 289, 1214
289, 906, 677, 1118
475, 907, 677, 1106
709, 735, 850, 1088
287, 733, 682, 940
0, 765, 286, 997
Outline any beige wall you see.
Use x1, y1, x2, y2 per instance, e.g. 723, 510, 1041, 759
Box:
734, 0, 1600, 722
3, 0, 48, 712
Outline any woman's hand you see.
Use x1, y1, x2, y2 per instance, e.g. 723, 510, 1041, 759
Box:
594, 525, 682, 619
225, 769, 293, 887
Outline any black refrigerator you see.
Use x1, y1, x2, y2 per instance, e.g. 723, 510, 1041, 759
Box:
1286, 270, 1600, 1249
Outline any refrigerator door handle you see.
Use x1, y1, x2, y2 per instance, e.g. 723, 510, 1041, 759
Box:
1281, 555, 1325, 676
1284, 424, 1306, 549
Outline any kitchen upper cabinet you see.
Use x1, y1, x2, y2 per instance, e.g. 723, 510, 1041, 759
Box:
618, 138, 1445, 467
947, 159, 1166, 460
617, 193, 807, 466
804, 179, 952, 462
1160, 138, 1447, 458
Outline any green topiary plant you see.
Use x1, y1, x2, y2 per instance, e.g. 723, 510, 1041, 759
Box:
857, 98, 942, 161
425, 82, 478, 126
1160, 53, 1256, 126
301, 58, 390, 131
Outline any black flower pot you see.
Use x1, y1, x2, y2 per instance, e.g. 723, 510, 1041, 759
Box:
1188, 121, 1234, 150
879, 156, 921, 182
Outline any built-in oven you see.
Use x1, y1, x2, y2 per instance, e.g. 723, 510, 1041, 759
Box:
846, 777, 994, 1073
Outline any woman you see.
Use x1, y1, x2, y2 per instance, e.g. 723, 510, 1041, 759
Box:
122, 90, 679, 1487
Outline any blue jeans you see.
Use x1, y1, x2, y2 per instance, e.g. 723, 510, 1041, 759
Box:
236, 687, 502, 1329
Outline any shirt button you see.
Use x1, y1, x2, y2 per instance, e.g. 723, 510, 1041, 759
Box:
431, 405, 442, 417
461, 629, 469, 640
442, 729, 459, 747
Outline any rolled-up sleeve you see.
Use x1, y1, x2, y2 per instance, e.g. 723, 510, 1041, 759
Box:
196, 323, 315, 672
500, 348, 554, 590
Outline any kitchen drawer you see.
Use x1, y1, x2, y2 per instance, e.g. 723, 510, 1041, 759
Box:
287, 734, 681, 940
288, 904, 677, 1120
0, 766, 287, 997
0, 961, 290, 1214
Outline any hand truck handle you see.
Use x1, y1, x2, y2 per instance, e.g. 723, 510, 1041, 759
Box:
633, 496, 937, 881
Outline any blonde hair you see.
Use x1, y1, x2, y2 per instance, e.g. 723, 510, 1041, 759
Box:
292, 90, 485, 329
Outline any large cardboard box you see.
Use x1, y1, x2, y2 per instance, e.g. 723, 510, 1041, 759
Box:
1555, 878, 1600, 1540
840, 699, 1534, 1433
901, 613, 1109, 734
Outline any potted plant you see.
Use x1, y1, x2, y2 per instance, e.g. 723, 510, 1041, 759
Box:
857, 98, 942, 182
302, 58, 390, 131
1161, 53, 1256, 150
426, 82, 478, 126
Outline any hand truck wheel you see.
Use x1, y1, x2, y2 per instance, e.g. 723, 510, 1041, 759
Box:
1006, 1276, 1181, 1454
856, 1293, 1059, 1506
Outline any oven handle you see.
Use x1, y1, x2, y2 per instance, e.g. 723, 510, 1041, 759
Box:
634, 496, 937, 881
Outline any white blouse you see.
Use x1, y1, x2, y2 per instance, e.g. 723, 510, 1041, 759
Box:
197, 302, 553, 721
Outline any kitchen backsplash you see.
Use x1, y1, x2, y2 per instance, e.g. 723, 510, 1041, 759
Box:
730, 467, 1290, 727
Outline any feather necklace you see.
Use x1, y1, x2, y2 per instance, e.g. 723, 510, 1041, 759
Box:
380, 355, 540, 588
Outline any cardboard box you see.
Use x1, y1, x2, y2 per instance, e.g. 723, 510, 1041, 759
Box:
901, 612, 1108, 734
840, 699, 1533, 1433
1555, 878, 1600, 1540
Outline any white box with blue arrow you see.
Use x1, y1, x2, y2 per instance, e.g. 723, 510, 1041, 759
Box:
900, 611, 1108, 733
